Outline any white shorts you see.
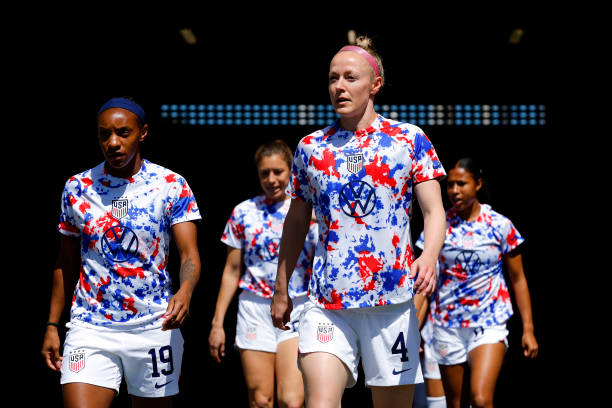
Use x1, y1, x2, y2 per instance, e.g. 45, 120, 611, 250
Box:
420, 319, 441, 380
235, 290, 306, 353
60, 324, 184, 397
298, 299, 423, 388
432, 324, 509, 366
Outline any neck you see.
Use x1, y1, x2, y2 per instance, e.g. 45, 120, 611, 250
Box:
458, 201, 481, 222
338, 102, 377, 131
106, 156, 143, 179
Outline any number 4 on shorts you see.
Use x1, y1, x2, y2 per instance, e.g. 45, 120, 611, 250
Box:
391, 332, 409, 362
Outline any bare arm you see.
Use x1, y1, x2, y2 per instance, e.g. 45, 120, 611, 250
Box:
271, 198, 312, 330
163, 221, 201, 331
412, 179, 446, 296
208, 246, 242, 363
505, 249, 538, 358
41, 235, 80, 371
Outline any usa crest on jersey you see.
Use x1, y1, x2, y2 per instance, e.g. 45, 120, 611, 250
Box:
346, 153, 363, 174
112, 199, 128, 220
317, 323, 334, 343
69, 349, 86, 373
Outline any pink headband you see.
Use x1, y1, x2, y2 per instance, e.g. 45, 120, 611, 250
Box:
338, 45, 380, 77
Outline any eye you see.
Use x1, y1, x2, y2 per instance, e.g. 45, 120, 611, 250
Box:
117, 127, 131, 136
98, 128, 111, 139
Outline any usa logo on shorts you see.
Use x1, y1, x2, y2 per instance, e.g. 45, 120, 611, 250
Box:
246, 327, 257, 340
69, 349, 86, 373
112, 199, 129, 220
317, 323, 334, 343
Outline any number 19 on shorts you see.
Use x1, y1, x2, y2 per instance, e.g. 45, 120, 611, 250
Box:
148, 346, 174, 377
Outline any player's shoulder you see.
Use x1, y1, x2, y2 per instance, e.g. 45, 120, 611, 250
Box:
141, 160, 186, 183
378, 116, 424, 135
233, 194, 266, 214
63, 163, 103, 191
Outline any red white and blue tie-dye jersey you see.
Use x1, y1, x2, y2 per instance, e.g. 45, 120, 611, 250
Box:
417, 204, 524, 328
221, 195, 318, 299
288, 115, 445, 309
58, 160, 201, 330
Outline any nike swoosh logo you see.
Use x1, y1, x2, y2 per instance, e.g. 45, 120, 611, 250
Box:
392, 368, 412, 375
155, 380, 174, 389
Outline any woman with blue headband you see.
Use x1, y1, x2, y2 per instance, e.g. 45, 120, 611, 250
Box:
41, 96, 202, 407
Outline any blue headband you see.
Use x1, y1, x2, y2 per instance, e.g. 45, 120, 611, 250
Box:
98, 97, 146, 124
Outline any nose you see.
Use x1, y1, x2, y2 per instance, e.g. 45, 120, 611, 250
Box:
107, 133, 121, 150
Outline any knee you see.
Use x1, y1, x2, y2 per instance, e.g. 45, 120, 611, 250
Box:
471, 392, 493, 408
278, 397, 304, 408
277, 393, 304, 408
250, 389, 273, 408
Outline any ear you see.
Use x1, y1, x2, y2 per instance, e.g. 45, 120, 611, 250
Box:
475, 177, 483, 192
139, 124, 149, 142
370, 76, 383, 96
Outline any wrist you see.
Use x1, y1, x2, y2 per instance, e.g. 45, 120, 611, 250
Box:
46, 321, 60, 330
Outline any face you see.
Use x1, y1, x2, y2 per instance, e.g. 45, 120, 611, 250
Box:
446, 167, 482, 212
257, 154, 291, 202
328, 51, 381, 118
98, 108, 148, 177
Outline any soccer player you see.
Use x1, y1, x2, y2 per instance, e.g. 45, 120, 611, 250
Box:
208, 139, 318, 408
271, 36, 447, 408
41, 97, 202, 407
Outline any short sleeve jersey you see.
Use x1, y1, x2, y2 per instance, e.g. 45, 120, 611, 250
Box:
221, 195, 318, 299
416, 204, 524, 328
288, 115, 445, 309
58, 160, 201, 330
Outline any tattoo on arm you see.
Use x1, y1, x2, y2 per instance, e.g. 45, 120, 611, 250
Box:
180, 257, 198, 289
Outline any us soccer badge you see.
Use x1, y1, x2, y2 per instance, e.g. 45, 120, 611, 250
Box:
112, 198, 129, 220
68, 349, 86, 373
346, 153, 363, 174
317, 322, 334, 343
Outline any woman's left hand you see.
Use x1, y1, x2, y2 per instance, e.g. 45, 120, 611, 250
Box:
522, 330, 539, 358
162, 288, 192, 330
410, 256, 437, 297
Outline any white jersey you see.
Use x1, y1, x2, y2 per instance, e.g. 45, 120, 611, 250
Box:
58, 160, 201, 330
221, 195, 318, 298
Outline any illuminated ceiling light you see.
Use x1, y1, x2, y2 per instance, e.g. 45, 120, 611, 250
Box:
179, 28, 197, 45
509, 28, 524, 45
347, 29, 356, 44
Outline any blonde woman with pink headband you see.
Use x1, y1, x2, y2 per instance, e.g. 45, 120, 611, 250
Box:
271, 36, 447, 407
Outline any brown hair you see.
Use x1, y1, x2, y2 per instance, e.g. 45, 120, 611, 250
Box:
254, 139, 293, 168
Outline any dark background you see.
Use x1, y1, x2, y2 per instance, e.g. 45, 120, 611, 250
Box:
14, 7, 578, 407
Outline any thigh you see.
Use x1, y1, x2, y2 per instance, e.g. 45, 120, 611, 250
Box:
439, 363, 468, 408
276, 338, 304, 406
370, 384, 415, 408
63, 383, 116, 408
240, 349, 276, 406
467, 342, 506, 403
299, 352, 351, 408
122, 328, 184, 398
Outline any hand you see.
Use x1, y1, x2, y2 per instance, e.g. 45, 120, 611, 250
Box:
522, 330, 539, 359
162, 288, 191, 331
270, 292, 293, 330
208, 325, 226, 363
41, 326, 63, 371
410, 256, 437, 297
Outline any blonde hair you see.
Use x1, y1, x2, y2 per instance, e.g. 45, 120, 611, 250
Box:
351, 35, 385, 86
